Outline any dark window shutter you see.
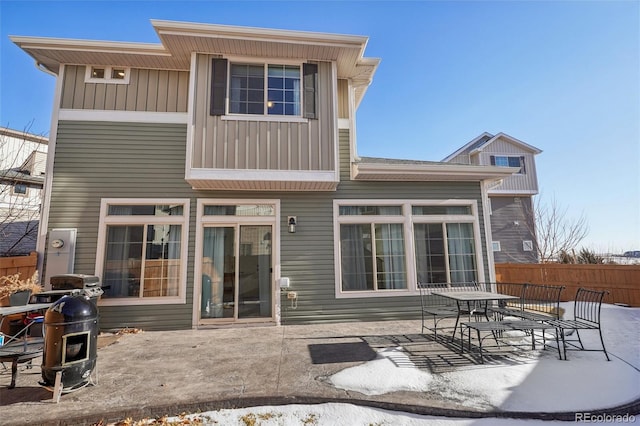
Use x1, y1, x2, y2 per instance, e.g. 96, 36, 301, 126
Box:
303, 63, 318, 119
210, 58, 227, 116
490, 155, 496, 166
520, 156, 526, 174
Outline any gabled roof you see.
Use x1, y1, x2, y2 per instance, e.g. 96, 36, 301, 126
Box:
11, 20, 380, 108
442, 132, 542, 162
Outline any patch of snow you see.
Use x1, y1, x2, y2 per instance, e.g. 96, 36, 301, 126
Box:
328, 346, 433, 395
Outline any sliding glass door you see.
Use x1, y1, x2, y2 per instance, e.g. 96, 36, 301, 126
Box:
200, 225, 272, 321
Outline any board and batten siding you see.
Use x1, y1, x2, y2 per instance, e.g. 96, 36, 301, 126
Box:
278, 128, 492, 324
48, 121, 195, 330
190, 55, 336, 171
60, 65, 189, 113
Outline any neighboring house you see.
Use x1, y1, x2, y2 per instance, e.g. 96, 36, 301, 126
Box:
443, 132, 542, 263
0, 127, 48, 256
12, 21, 516, 330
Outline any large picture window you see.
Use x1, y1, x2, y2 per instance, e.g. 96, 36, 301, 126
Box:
414, 223, 477, 284
96, 200, 189, 305
335, 200, 483, 297
338, 205, 406, 292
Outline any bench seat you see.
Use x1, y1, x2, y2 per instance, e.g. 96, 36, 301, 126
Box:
461, 320, 559, 363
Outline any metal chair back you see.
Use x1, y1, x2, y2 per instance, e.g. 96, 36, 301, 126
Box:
573, 287, 608, 326
522, 283, 565, 319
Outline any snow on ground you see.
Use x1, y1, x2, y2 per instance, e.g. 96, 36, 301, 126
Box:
162, 303, 639, 425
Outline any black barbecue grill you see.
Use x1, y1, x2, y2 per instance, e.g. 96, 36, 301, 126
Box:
35, 274, 103, 304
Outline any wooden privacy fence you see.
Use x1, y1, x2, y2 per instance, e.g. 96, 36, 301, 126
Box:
495, 263, 640, 307
0, 252, 38, 280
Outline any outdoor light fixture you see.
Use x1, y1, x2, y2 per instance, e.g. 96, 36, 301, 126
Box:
288, 216, 297, 233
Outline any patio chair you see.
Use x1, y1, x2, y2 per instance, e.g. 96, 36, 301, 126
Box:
548, 288, 610, 361
418, 282, 487, 339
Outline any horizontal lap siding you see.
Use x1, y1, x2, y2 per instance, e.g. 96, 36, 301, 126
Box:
49, 121, 195, 330
48, 124, 490, 328
490, 197, 537, 263
279, 129, 490, 325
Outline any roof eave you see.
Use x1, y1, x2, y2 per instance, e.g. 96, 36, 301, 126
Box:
352, 162, 519, 182
469, 132, 543, 155
151, 19, 370, 49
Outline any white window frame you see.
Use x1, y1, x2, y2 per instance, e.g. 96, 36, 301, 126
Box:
492, 155, 525, 174
223, 56, 306, 122
333, 199, 486, 299
193, 198, 281, 327
523, 240, 534, 252
12, 183, 28, 196
95, 198, 190, 306
492, 241, 502, 252
85, 65, 131, 84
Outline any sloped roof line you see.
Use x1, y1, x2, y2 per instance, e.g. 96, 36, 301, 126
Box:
442, 131, 542, 162
470, 132, 542, 155
441, 132, 494, 162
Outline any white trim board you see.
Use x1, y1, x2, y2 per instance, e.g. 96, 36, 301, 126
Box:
58, 109, 188, 124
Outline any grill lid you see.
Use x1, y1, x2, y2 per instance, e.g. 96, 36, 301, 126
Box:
50, 274, 100, 290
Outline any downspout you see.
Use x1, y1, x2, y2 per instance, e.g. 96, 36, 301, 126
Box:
34, 61, 63, 287
481, 179, 498, 287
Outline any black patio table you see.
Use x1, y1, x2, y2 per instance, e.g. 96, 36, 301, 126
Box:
0, 302, 52, 388
431, 291, 518, 342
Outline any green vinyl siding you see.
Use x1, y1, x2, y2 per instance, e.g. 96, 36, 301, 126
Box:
278, 128, 490, 325
48, 123, 490, 329
48, 121, 195, 330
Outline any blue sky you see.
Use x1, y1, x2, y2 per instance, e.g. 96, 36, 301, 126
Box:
1, 0, 638, 251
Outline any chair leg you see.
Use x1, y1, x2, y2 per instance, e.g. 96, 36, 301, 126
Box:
597, 327, 611, 361
554, 328, 563, 360
574, 329, 585, 350
477, 329, 484, 364
560, 327, 569, 360
9, 358, 18, 389
433, 316, 438, 339
451, 314, 461, 343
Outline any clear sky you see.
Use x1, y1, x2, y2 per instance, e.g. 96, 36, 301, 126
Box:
1, 0, 638, 252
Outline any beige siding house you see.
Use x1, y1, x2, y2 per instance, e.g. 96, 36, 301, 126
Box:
443, 132, 542, 263
0, 127, 48, 256
12, 21, 516, 330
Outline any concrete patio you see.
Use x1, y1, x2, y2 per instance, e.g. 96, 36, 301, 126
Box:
1, 319, 637, 425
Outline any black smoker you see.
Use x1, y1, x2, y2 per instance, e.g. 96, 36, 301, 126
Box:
41, 295, 99, 390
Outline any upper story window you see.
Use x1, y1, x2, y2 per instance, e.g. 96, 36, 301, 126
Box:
229, 64, 301, 116
13, 183, 28, 196
85, 66, 130, 84
210, 58, 317, 120
490, 155, 526, 174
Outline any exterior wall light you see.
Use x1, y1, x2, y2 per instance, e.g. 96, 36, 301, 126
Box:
288, 216, 297, 233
